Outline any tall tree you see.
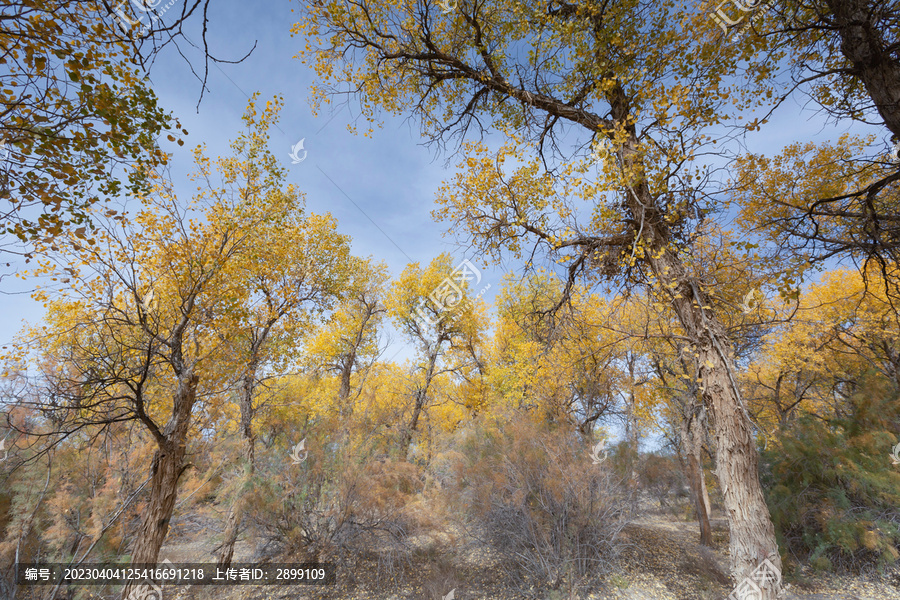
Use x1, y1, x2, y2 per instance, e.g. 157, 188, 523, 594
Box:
385, 253, 487, 456
214, 209, 352, 567
304, 257, 389, 419
295, 1, 784, 592
206, 97, 354, 568
6, 99, 311, 597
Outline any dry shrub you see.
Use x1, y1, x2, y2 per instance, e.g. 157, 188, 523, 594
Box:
449, 413, 628, 594
244, 437, 423, 582
639, 452, 688, 511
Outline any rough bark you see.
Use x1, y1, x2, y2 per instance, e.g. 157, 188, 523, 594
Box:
824, 0, 900, 139
608, 84, 782, 596
681, 404, 714, 547
655, 254, 781, 595
122, 371, 199, 600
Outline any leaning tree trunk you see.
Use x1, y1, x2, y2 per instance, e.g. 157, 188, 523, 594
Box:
681, 401, 713, 547
660, 256, 781, 595
122, 371, 199, 600
609, 82, 782, 596
216, 369, 257, 568
400, 349, 438, 457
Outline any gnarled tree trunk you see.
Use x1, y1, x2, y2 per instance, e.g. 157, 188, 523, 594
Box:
650, 253, 780, 595
609, 83, 782, 596
824, 0, 900, 139
122, 371, 199, 600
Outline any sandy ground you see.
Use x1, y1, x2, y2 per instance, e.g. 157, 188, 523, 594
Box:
146, 503, 900, 600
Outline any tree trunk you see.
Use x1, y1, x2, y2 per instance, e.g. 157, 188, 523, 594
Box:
825, 0, 900, 139
216, 370, 257, 568
661, 257, 780, 594
400, 389, 428, 457
700, 464, 712, 523
338, 355, 353, 414
680, 398, 713, 547
624, 387, 640, 509
608, 81, 782, 595
400, 348, 438, 456
122, 371, 199, 600
678, 391, 713, 547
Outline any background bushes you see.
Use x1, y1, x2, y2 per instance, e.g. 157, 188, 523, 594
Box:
447, 413, 628, 594
242, 423, 423, 583
762, 374, 900, 574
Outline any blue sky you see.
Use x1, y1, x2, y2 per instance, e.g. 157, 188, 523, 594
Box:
1, 0, 889, 379
1, 0, 497, 358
